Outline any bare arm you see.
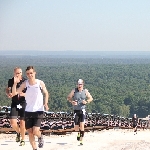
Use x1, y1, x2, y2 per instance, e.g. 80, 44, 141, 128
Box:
67, 89, 78, 106
6, 79, 13, 98
12, 79, 26, 96
67, 89, 75, 103
40, 81, 49, 110
5, 87, 9, 95
85, 89, 93, 103
5, 87, 13, 98
19, 92, 26, 97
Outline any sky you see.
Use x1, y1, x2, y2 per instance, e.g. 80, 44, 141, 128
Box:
0, 0, 150, 51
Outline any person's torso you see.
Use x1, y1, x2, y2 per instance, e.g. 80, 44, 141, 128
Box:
25, 79, 44, 112
73, 88, 86, 110
9, 77, 26, 104
132, 117, 138, 124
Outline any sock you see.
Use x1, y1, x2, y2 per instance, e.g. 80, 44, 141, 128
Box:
77, 132, 80, 141
80, 140, 83, 145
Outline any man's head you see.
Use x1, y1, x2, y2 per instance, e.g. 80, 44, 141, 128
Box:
77, 79, 84, 90
26, 66, 36, 80
14, 67, 22, 80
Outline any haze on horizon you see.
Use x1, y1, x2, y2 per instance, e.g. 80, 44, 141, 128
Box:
0, 0, 150, 51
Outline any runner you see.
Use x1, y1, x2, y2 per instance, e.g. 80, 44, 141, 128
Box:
132, 114, 138, 135
67, 79, 93, 145
12, 66, 49, 150
5, 67, 26, 146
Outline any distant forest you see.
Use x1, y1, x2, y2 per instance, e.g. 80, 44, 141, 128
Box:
1, 55, 150, 118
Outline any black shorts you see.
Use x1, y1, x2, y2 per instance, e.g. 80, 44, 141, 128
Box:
133, 124, 137, 128
9, 102, 26, 120
25, 111, 44, 129
74, 110, 86, 125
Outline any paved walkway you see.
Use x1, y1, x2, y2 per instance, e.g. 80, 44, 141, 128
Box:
1, 130, 150, 150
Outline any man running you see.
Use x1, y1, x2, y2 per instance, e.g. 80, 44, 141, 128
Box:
12, 66, 49, 150
132, 114, 138, 135
67, 79, 93, 145
5, 67, 26, 146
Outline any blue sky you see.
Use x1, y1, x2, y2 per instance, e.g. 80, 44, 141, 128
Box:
0, 0, 150, 51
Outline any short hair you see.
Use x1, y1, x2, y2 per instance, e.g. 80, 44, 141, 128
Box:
14, 67, 22, 73
14, 67, 22, 72
26, 66, 36, 72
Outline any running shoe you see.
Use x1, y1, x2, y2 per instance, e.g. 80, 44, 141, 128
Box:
80, 141, 83, 145
20, 140, 25, 146
38, 135, 44, 148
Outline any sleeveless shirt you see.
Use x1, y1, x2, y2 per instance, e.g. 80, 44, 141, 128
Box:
25, 79, 44, 112
73, 88, 87, 110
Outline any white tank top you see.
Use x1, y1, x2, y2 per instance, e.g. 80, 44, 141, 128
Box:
25, 79, 44, 112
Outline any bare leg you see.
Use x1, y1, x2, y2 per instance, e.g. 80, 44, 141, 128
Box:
27, 128, 37, 150
33, 126, 44, 148
20, 120, 26, 141
10, 119, 20, 133
79, 122, 85, 142
74, 125, 80, 132
74, 125, 80, 141
33, 126, 41, 138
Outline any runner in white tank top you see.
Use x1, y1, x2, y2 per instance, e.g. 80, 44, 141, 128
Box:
25, 79, 44, 112
12, 66, 49, 150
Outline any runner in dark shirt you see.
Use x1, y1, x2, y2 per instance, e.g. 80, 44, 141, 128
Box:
5, 67, 26, 146
132, 114, 138, 134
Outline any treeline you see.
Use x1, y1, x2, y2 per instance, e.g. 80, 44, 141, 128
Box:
1, 56, 150, 118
